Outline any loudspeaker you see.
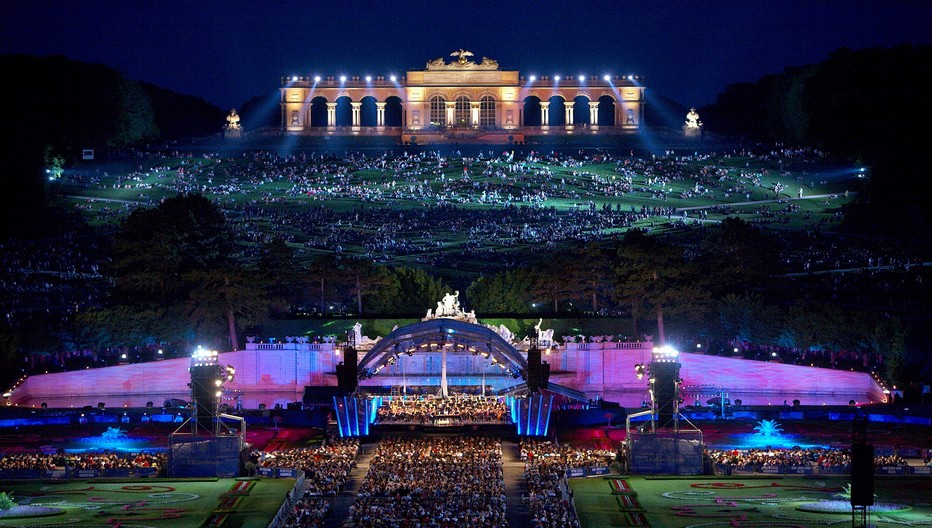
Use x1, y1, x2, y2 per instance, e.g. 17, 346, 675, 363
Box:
850, 443, 875, 506
526, 347, 541, 392
651, 361, 679, 428
540, 362, 550, 390
190, 364, 220, 431
343, 347, 358, 393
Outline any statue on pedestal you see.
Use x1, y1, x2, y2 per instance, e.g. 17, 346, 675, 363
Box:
683, 107, 702, 137
534, 318, 555, 345
225, 108, 243, 138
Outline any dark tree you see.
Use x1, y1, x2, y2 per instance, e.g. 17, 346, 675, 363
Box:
111, 193, 235, 305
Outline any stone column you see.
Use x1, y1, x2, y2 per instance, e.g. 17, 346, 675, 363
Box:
376, 102, 386, 127
470, 101, 481, 128
445, 101, 455, 127
589, 101, 600, 130
540, 101, 550, 128
351, 102, 362, 127
565, 101, 575, 130
441, 344, 448, 398
326, 103, 337, 128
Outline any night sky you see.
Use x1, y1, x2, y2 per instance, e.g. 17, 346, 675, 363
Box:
3, 0, 930, 111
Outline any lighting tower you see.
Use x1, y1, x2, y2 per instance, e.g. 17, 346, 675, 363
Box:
188, 347, 235, 435
649, 345, 682, 430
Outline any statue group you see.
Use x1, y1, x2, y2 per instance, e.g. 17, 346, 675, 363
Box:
424, 291, 477, 323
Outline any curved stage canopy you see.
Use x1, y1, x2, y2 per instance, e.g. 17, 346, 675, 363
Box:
357, 318, 528, 381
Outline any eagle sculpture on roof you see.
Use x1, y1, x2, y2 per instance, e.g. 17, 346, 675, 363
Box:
450, 49, 474, 64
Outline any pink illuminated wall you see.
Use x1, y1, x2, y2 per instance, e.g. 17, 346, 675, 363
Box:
9, 341, 884, 409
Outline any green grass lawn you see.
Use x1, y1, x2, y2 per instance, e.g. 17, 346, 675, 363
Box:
55, 152, 863, 273
570, 475, 932, 528
0, 477, 295, 528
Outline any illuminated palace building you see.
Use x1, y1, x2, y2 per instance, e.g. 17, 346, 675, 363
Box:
280, 50, 645, 143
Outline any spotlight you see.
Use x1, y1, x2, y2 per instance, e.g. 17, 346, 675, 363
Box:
390, 75, 397, 82
314, 75, 321, 82
529, 75, 536, 81
578, 73, 585, 80
554, 75, 561, 81
339, 75, 347, 82
291, 76, 298, 82
603, 74, 610, 81
365, 75, 372, 82
627, 75, 633, 80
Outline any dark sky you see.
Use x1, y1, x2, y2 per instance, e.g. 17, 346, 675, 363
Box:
3, 0, 930, 110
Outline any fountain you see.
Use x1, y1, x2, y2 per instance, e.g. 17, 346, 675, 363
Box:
712, 419, 828, 450
59, 427, 166, 454
753, 419, 784, 439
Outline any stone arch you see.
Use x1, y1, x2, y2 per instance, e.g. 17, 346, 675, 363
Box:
357, 319, 528, 382
453, 94, 471, 127
310, 96, 328, 127
360, 95, 378, 127
385, 96, 403, 126
478, 94, 496, 127
428, 94, 447, 126
573, 95, 591, 125
523, 96, 542, 126
548, 95, 566, 127
335, 95, 352, 127
598, 95, 616, 126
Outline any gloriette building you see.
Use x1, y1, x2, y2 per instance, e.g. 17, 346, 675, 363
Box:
280, 50, 645, 143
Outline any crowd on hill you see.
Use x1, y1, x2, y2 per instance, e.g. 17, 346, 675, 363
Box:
520, 439, 616, 528
61, 147, 861, 266
343, 436, 507, 527
375, 395, 510, 424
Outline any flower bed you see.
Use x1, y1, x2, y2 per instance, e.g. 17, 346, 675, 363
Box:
797, 500, 910, 514
0, 505, 64, 518
609, 478, 634, 494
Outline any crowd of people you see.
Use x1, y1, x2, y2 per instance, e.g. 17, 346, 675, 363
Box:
375, 395, 510, 424
0, 451, 165, 473
343, 436, 507, 527
255, 438, 359, 495
264, 439, 359, 528
707, 447, 913, 471
520, 439, 616, 528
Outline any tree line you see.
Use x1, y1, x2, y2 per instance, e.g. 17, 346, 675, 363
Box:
56, 194, 917, 390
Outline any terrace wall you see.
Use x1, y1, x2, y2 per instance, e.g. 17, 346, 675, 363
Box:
8, 341, 884, 409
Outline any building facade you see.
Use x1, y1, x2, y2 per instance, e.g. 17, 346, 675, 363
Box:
280, 51, 645, 143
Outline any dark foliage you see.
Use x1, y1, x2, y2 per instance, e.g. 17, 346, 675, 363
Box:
139, 82, 226, 141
